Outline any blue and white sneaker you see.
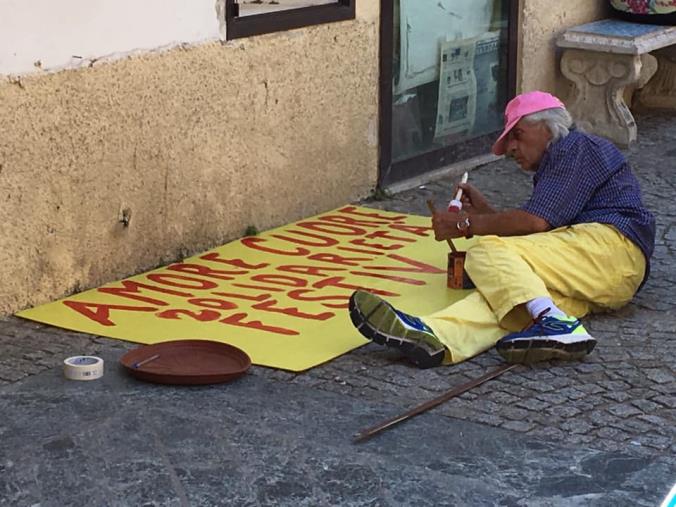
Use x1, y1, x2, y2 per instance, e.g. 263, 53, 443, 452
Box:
349, 290, 445, 369
496, 314, 597, 364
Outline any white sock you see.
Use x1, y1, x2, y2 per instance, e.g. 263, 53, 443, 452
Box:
525, 297, 566, 319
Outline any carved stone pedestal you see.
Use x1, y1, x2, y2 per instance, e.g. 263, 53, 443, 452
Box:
561, 49, 650, 147
636, 45, 676, 109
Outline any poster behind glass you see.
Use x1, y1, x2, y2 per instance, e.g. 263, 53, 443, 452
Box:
392, 0, 509, 163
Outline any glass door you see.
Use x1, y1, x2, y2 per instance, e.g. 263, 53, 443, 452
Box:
379, 0, 517, 187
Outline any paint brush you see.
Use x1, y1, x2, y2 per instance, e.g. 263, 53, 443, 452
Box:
426, 199, 457, 253
133, 354, 160, 369
448, 171, 469, 212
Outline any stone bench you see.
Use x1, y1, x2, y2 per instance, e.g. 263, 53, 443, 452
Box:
557, 19, 676, 146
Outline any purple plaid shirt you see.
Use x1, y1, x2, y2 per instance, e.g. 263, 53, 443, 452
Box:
521, 130, 655, 282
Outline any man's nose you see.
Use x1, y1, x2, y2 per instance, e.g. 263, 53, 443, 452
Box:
505, 138, 517, 156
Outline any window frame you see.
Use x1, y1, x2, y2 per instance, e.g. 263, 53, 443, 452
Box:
225, 0, 356, 40
377, 0, 519, 187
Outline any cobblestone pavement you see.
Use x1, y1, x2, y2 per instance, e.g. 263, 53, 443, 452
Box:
1, 112, 674, 463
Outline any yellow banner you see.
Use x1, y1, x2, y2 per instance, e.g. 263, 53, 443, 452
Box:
17, 206, 472, 371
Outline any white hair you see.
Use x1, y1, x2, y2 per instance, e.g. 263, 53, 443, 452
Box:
521, 107, 574, 145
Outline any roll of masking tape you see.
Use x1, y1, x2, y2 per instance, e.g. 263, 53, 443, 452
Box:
63, 356, 104, 381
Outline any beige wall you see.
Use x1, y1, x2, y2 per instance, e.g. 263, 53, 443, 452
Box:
0, 9, 379, 316
518, 0, 608, 97
1, 0, 612, 317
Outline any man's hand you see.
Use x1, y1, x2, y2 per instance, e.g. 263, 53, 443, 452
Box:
431, 210, 468, 241
432, 208, 551, 239
456, 183, 496, 215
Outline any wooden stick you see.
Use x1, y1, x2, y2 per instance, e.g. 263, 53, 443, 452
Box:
133, 354, 160, 369
353, 363, 518, 443
426, 199, 457, 253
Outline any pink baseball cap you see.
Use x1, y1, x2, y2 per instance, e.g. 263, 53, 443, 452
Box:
492, 91, 566, 155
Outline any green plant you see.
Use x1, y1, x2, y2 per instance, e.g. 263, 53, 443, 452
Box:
244, 225, 259, 236
370, 186, 393, 201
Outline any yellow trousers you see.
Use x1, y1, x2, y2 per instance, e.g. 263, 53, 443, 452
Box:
421, 223, 645, 364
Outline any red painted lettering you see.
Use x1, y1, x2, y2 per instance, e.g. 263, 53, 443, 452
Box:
220, 313, 299, 336
200, 252, 269, 270
297, 221, 366, 236
167, 264, 240, 280
338, 246, 387, 256
250, 274, 307, 288
233, 283, 285, 292
277, 265, 345, 277
155, 309, 221, 322
98, 280, 192, 306
271, 230, 339, 247
252, 299, 334, 321
366, 230, 416, 243
389, 223, 434, 237
188, 298, 238, 311
307, 252, 375, 266
211, 291, 271, 302
287, 289, 350, 309
338, 206, 407, 221
349, 271, 426, 286
363, 254, 445, 274
147, 273, 218, 290
63, 300, 157, 326
241, 237, 309, 256
316, 214, 389, 228
167, 263, 244, 280
350, 238, 405, 250
312, 276, 399, 297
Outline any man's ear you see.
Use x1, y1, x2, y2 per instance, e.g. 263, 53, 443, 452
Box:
541, 122, 554, 140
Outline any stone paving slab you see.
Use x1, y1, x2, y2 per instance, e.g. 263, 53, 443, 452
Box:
1, 350, 673, 507
1, 112, 675, 504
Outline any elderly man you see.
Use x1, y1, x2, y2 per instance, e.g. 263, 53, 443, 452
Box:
349, 91, 655, 368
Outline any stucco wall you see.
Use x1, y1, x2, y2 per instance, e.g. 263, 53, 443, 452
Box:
0, 0, 222, 76
0, 7, 379, 316
518, 0, 608, 96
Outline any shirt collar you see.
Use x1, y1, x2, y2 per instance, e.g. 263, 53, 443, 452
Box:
533, 129, 579, 183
